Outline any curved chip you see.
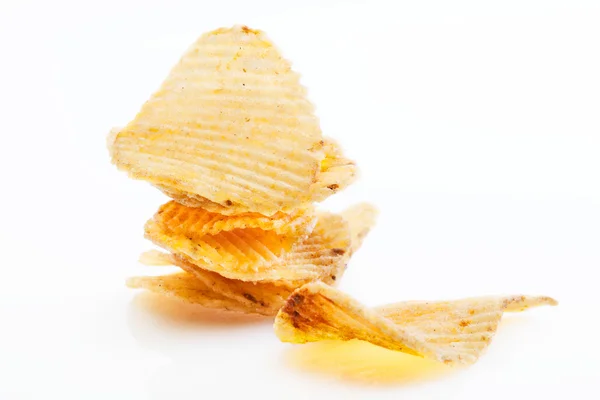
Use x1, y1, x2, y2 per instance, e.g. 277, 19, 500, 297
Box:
340, 202, 378, 256
151, 138, 357, 214
127, 273, 249, 313
111, 25, 333, 216
153, 200, 314, 237
146, 208, 349, 282
131, 203, 377, 315
129, 250, 347, 316
274, 282, 557, 366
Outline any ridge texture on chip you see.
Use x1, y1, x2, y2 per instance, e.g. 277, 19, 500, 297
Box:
111, 25, 356, 215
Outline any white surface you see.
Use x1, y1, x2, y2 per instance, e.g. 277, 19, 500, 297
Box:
1, 0, 599, 398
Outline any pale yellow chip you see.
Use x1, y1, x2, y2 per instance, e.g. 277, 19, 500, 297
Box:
110, 25, 359, 216
146, 207, 349, 281
274, 282, 557, 366
131, 203, 377, 315
127, 272, 249, 313
150, 138, 358, 214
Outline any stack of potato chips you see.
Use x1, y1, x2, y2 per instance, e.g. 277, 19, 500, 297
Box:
109, 26, 556, 366
109, 25, 377, 316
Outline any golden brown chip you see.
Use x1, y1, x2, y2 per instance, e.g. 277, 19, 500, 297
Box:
131, 202, 377, 315
153, 200, 314, 237
111, 25, 348, 216
146, 208, 349, 282
274, 282, 557, 366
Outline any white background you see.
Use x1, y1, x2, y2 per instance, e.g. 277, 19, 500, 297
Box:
1, 0, 599, 398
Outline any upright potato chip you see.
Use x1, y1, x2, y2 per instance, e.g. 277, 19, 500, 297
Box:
274, 282, 557, 365
111, 25, 350, 216
131, 203, 378, 315
150, 138, 358, 214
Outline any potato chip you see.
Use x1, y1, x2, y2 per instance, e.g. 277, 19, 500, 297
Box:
127, 272, 254, 314
153, 200, 314, 237
146, 208, 350, 282
150, 138, 358, 214
130, 245, 346, 316
274, 282, 557, 365
111, 25, 359, 216
131, 203, 377, 315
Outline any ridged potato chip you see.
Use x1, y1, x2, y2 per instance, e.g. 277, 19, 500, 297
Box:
154, 200, 314, 237
127, 273, 251, 314
130, 203, 377, 315
110, 25, 357, 216
150, 138, 357, 214
146, 207, 349, 281
274, 282, 557, 366
129, 253, 342, 316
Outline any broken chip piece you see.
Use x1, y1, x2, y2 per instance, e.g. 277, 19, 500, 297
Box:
110, 25, 356, 216
274, 282, 557, 365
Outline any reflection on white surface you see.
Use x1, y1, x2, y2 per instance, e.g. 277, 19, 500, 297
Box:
127, 292, 270, 357
284, 339, 453, 386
